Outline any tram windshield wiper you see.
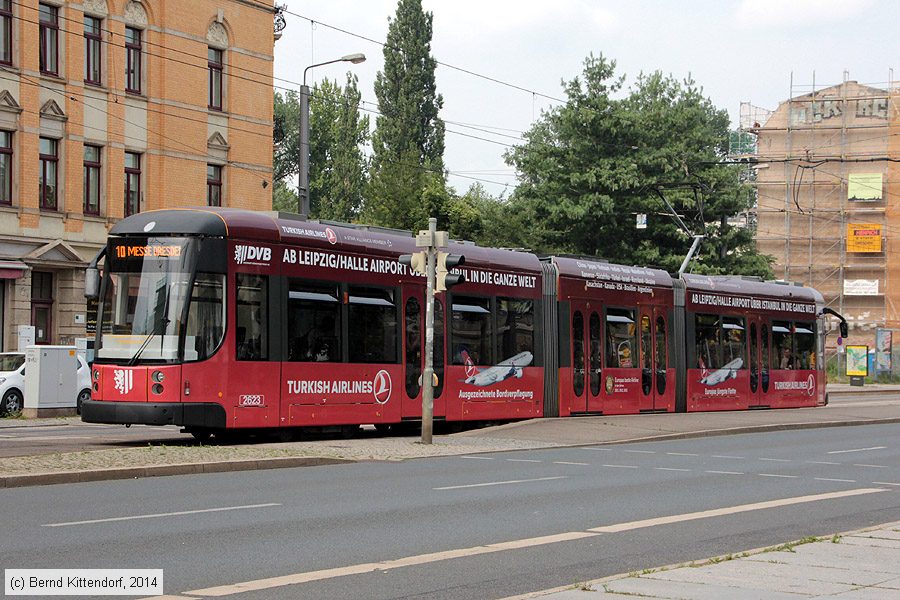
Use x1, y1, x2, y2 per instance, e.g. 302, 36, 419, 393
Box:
127, 316, 171, 366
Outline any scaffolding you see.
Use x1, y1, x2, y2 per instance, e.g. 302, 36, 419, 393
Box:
749, 71, 899, 342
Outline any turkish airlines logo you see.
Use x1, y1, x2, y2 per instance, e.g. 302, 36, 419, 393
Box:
325, 227, 338, 245
234, 245, 272, 265
373, 370, 392, 404
113, 369, 133, 395
464, 355, 477, 378
807, 374, 816, 397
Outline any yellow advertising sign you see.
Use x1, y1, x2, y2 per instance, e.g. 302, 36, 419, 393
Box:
845, 345, 869, 377
848, 173, 883, 201
847, 223, 882, 253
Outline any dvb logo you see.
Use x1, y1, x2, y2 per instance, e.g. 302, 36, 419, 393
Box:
234, 245, 272, 265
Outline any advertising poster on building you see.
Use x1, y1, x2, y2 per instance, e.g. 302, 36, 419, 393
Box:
845, 345, 869, 377
876, 329, 892, 373
847, 223, 882, 253
848, 173, 883, 202
843, 279, 879, 296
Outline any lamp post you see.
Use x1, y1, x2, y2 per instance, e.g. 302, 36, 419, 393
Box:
298, 52, 366, 216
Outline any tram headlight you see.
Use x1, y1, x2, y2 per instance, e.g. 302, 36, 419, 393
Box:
151, 371, 165, 383
151, 384, 164, 395
92, 369, 99, 380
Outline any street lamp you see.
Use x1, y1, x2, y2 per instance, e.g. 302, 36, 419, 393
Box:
298, 52, 366, 216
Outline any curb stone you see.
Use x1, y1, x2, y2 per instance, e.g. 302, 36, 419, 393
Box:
0, 456, 352, 489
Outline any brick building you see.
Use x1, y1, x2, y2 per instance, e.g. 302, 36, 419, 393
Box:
753, 78, 899, 347
0, 0, 275, 350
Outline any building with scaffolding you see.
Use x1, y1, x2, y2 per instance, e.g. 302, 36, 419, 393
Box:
748, 75, 899, 349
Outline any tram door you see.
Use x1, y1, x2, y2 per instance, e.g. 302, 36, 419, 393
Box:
402, 290, 446, 420
639, 309, 669, 411
402, 291, 424, 419
570, 305, 603, 414
747, 317, 768, 407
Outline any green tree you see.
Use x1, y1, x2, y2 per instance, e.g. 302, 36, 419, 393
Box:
365, 0, 445, 228
273, 90, 300, 185
309, 74, 369, 221
272, 76, 369, 221
506, 54, 772, 276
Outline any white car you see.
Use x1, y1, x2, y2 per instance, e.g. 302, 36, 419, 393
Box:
0, 352, 92, 416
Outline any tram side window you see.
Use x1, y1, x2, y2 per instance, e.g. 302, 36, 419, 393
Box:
348, 286, 398, 364
497, 298, 534, 360
606, 308, 636, 368
184, 273, 225, 361
451, 296, 493, 366
236, 274, 268, 361
287, 279, 341, 362
694, 314, 720, 369
722, 316, 746, 367
772, 321, 792, 369
795, 322, 816, 369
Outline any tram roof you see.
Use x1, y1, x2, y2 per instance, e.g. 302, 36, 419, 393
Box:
551, 256, 674, 288
110, 207, 541, 274
681, 273, 824, 304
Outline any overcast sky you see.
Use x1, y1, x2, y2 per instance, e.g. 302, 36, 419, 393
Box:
274, 0, 898, 198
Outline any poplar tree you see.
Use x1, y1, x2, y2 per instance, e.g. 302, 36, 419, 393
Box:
365, 0, 445, 230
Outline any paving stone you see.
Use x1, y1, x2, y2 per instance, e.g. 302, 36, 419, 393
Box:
645, 560, 855, 596
840, 536, 900, 550
604, 575, 809, 599
817, 586, 900, 600
747, 543, 900, 576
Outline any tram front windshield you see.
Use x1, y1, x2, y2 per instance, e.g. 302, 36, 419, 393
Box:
95, 237, 225, 364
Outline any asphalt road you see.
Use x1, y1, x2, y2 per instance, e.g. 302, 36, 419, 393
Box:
1, 424, 897, 599
0, 392, 897, 458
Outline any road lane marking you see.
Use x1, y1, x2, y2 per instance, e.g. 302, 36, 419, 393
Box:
42, 503, 281, 527
506, 459, 542, 463
711, 455, 744, 459
827, 446, 886, 455
806, 461, 841, 465
655, 467, 691, 472
759, 473, 799, 479
853, 464, 888, 468
601, 464, 639, 469
587, 488, 887, 533
553, 461, 589, 466
433, 476, 567, 490
814, 478, 857, 483
759, 458, 790, 462
666, 452, 699, 456
181, 488, 887, 597
581, 447, 612, 451
705, 470, 744, 475
624, 450, 656, 454
460, 456, 494, 460
872, 482, 900, 487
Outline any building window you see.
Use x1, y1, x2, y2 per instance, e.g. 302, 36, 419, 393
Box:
0, 131, 11, 205
31, 271, 53, 344
207, 164, 222, 206
208, 47, 223, 110
0, 0, 12, 66
84, 16, 102, 85
124, 151, 140, 216
125, 27, 141, 94
39, 3, 58, 76
39, 137, 58, 211
83, 145, 101, 215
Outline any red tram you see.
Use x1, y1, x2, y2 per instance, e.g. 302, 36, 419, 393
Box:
81, 208, 845, 438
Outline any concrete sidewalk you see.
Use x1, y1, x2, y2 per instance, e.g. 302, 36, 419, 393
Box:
511, 521, 900, 600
